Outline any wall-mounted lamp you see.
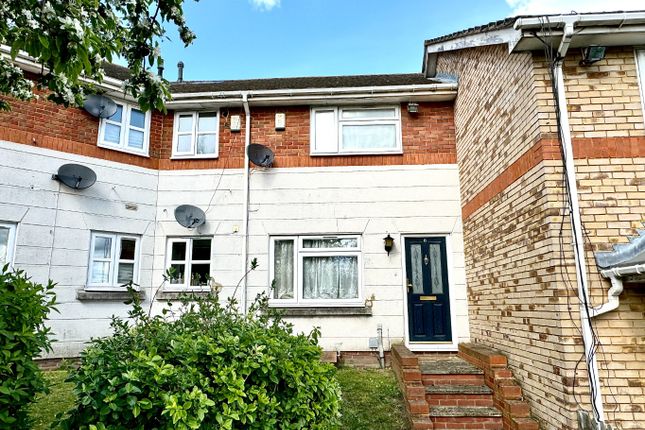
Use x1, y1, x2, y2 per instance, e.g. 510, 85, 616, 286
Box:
580, 46, 606, 66
407, 102, 419, 114
383, 234, 394, 255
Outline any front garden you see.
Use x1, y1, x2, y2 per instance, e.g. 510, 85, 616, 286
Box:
2, 267, 408, 429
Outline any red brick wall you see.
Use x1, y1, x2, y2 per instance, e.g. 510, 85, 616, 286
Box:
1, 92, 457, 170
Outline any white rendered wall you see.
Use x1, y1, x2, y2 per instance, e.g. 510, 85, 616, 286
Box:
0, 141, 159, 357
1, 140, 469, 356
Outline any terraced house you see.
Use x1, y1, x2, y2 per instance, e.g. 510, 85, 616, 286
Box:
1, 9, 644, 430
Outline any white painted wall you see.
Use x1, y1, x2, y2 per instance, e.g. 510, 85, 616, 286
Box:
0, 140, 469, 357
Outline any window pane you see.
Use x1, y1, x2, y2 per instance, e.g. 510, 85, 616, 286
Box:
176, 134, 192, 153
117, 262, 134, 284
197, 134, 217, 155
303, 238, 357, 248
314, 110, 337, 153
303, 256, 358, 300
91, 261, 110, 284
130, 109, 145, 128
192, 239, 211, 261
171, 241, 187, 260
93, 236, 112, 258
109, 105, 123, 123
410, 244, 424, 294
128, 129, 144, 149
120, 238, 136, 260
0, 227, 9, 265
198, 114, 217, 132
341, 108, 396, 119
429, 244, 444, 294
190, 264, 210, 286
169, 263, 185, 284
104, 123, 121, 144
273, 240, 294, 299
341, 124, 397, 150
178, 115, 193, 133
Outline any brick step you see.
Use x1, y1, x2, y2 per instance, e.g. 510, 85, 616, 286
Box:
422, 373, 486, 386
429, 406, 502, 418
426, 384, 495, 407
432, 416, 503, 429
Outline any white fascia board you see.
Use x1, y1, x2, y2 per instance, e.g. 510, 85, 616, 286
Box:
513, 12, 645, 31
165, 89, 457, 109
425, 28, 521, 55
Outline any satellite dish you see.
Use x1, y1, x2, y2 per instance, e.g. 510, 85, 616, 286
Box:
174, 205, 206, 229
52, 164, 97, 190
248, 144, 275, 168
83, 94, 118, 119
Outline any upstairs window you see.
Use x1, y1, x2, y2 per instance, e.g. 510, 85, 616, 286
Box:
98, 102, 150, 156
172, 112, 219, 158
270, 235, 362, 306
0, 222, 16, 266
311, 106, 402, 155
87, 232, 140, 289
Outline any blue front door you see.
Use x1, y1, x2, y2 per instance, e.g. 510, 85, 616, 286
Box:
405, 237, 452, 342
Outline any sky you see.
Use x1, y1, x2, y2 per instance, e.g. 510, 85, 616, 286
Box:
157, 0, 645, 82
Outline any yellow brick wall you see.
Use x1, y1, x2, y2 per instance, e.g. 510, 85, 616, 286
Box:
534, 47, 645, 139
436, 44, 542, 203
437, 42, 645, 430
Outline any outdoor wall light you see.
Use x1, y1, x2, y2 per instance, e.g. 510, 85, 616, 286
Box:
383, 234, 394, 255
580, 45, 606, 66
407, 102, 419, 114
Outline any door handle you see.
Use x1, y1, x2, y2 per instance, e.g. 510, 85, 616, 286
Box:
406, 279, 413, 293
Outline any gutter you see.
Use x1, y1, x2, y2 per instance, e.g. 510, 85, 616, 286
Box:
241, 92, 251, 315
552, 20, 606, 423
595, 263, 645, 316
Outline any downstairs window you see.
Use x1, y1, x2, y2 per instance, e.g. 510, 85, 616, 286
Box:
270, 235, 362, 306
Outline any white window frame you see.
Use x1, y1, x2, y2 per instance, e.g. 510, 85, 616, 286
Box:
171, 111, 220, 159
165, 237, 213, 291
86, 232, 141, 290
636, 49, 645, 125
269, 235, 363, 307
0, 222, 17, 267
97, 101, 151, 157
310, 106, 402, 156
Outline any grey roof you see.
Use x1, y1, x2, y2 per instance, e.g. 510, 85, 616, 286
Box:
101, 62, 442, 92
169, 73, 441, 93
424, 10, 645, 47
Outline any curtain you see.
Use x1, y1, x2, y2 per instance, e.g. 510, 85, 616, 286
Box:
341, 124, 397, 150
273, 240, 294, 299
303, 256, 358, 300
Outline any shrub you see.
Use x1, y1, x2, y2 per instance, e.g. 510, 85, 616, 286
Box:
58, 288, 341, 430
0, 266, 57, 429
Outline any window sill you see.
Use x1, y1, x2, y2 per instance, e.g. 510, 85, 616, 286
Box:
77, 289, 146, 301
97, 142, 150, 158
269, 306, 372, 317
170, 154, 219, 160
310, 150, 403, 157
155, 290, 212, 300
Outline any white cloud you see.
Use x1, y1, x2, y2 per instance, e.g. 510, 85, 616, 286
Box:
506, 0, 644, 15
250, 0, 280, 11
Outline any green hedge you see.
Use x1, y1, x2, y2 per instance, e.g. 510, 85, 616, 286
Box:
0, 266, 57, 429
57, 290, 341, 430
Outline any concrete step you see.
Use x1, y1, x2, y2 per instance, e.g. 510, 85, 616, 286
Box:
425, 384, 493, 395
432, 416, 503, 429
419, 357, 484, 375
429, 405, 502, 418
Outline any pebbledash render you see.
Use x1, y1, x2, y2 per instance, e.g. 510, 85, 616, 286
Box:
0, 9, 644, 430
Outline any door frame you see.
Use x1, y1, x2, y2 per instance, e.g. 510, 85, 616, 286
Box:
401, 234, 459, 352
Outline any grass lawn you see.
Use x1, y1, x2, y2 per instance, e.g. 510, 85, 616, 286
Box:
30, 367, 408, 429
